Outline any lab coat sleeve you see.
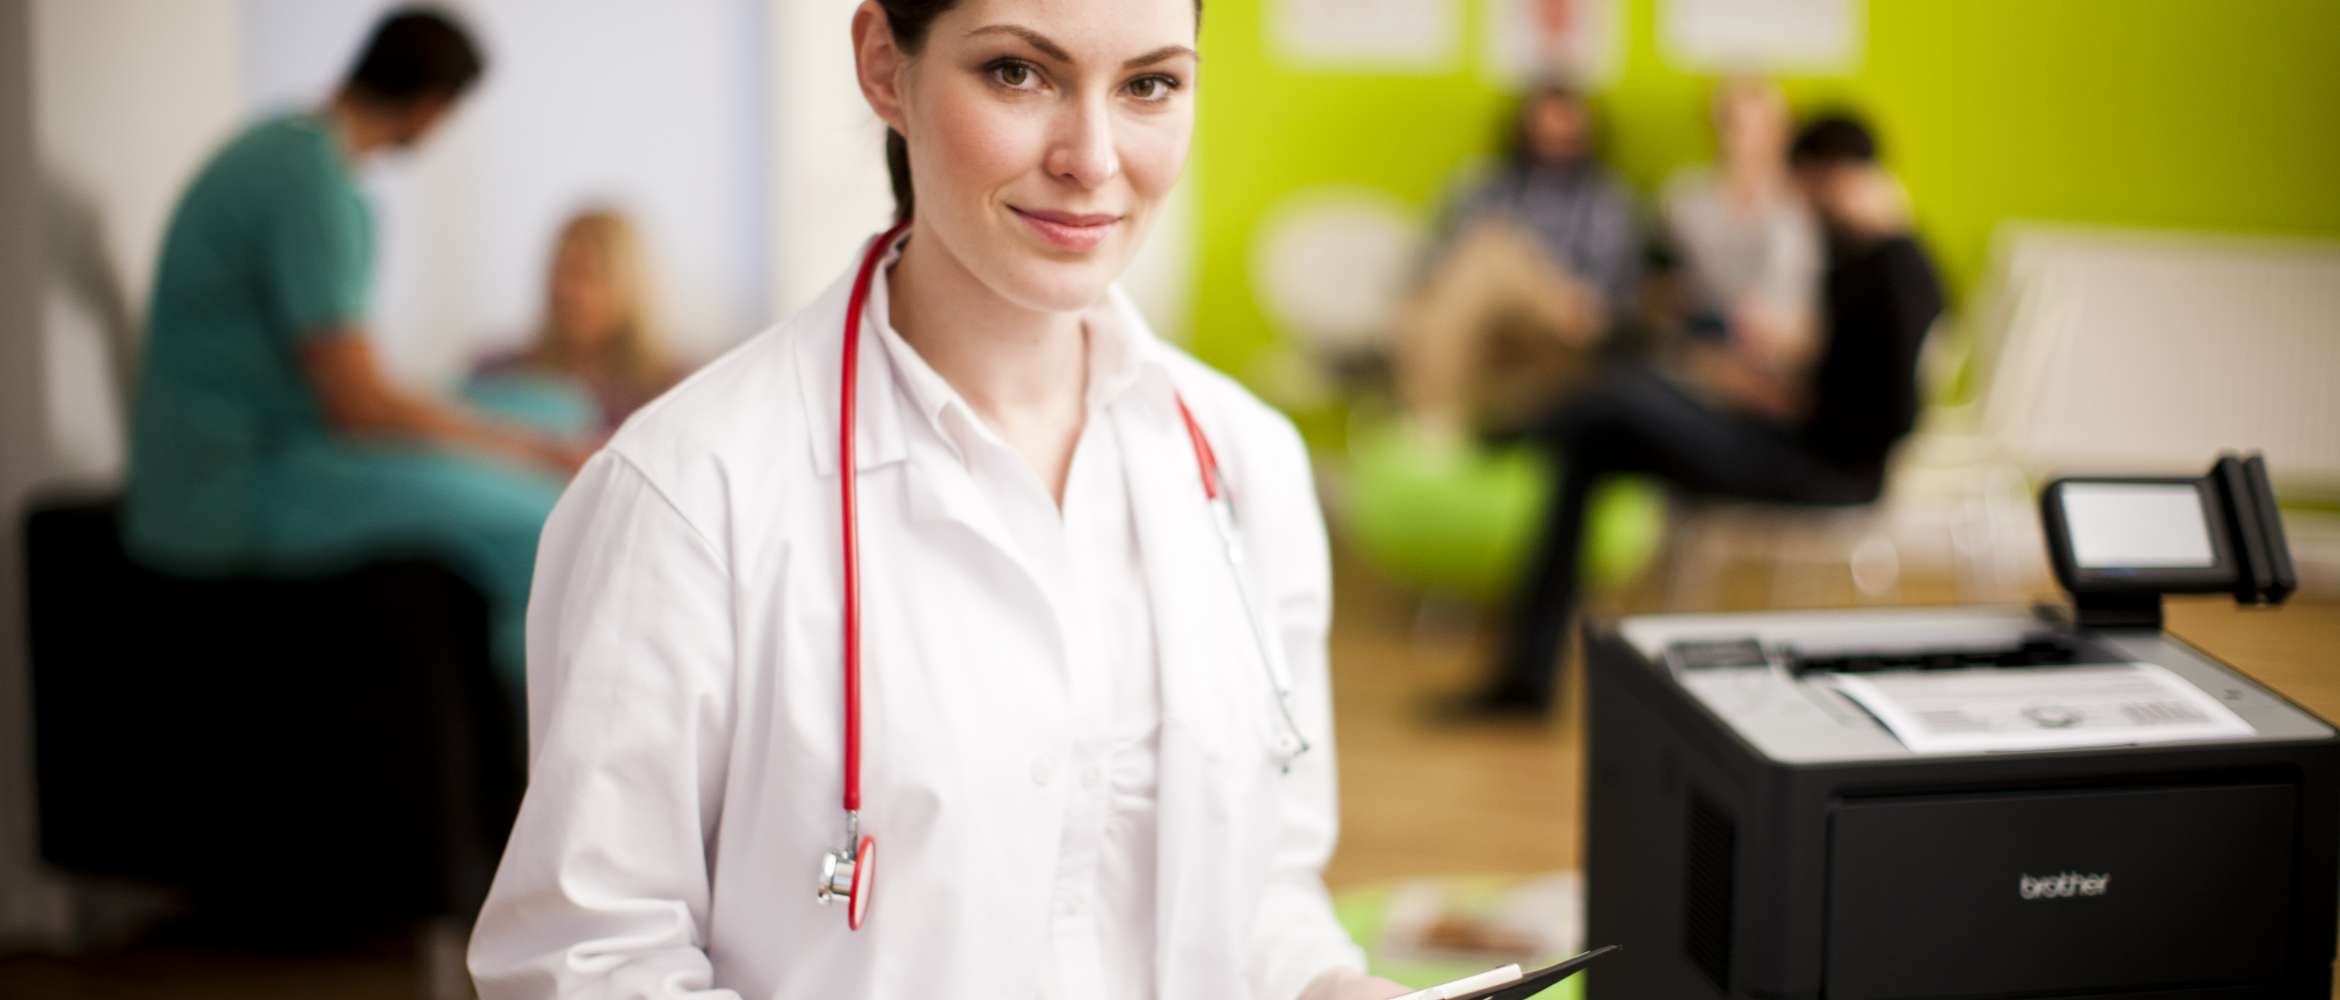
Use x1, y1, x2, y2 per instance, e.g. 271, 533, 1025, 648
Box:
1240, 416, 1372, 1000
469, 451, 744, 1000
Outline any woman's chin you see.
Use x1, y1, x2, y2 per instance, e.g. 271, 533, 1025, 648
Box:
984, 254, 1124, 315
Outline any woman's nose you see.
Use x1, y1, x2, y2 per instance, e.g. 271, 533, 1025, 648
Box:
1043, 97, 1120, 190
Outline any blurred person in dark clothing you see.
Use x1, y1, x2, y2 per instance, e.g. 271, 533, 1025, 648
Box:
468, 208, 686, 437
1394, 83, 1644, 437
126, 7, 583, 689
1443, 111, 1944, 719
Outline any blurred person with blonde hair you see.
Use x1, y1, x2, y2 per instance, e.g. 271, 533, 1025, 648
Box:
1656, 76, 1824, 416
470, 208, 685, 435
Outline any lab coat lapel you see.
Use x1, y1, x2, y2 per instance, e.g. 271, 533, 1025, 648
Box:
792, 256, 1035, 604
793, 245, 1066, 707
1118, 393, 1223, 726
889, 431, 1073, 688
1117, 384, 1252, 993
885, 394, 1077, 712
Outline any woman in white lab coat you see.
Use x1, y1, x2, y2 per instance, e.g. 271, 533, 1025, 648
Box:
467, 1, 1410, 997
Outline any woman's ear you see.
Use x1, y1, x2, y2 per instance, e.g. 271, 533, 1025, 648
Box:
852, 2, 909, 134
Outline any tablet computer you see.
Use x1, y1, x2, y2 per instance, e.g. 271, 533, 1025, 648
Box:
1449, 945, 1619, 1000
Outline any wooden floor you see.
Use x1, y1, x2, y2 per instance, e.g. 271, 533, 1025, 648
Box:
1320, 552, 2340, 890
3, 542, 2335, 997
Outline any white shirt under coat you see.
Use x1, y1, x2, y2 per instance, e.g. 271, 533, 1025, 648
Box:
467, 231, 1366, 999
865, 238, 1164, 999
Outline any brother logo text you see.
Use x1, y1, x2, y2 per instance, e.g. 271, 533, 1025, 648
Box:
2020, 871, 2111, 899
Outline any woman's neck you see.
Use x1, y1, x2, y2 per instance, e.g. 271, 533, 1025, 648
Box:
885, 223, 1091, 501
1724, 157, 1784, 209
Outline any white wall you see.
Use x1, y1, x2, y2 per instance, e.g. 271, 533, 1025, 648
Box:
766, 0, 893, 319
0, 0, 53, 946
242, 0, 771, 385
30, 0, 245, 482
2, 0, 247, 946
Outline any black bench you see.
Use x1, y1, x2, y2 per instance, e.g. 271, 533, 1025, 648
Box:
23, 492, 523, 931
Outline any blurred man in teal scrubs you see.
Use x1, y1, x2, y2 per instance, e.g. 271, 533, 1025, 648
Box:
126, 7, 587, 689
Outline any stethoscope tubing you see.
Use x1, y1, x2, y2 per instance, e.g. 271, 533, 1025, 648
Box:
837, 221, 906, 820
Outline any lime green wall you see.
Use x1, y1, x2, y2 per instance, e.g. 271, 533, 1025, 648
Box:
1190, 0, 2340, 381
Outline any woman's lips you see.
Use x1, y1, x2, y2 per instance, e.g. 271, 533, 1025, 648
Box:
1010, 206, 1119, 252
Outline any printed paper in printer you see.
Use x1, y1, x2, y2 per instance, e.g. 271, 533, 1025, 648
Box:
1829, 662, 2254, 754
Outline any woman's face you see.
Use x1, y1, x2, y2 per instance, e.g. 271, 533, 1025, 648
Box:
881, 0, 1198, 313
549, 234, 621, 352
1716, 82, 1789, 172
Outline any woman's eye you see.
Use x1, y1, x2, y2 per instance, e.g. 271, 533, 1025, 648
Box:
990, 61, 1038, 90
1127, 75, 1179, 102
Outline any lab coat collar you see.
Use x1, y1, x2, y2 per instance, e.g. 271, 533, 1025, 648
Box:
867, 237, 1166, 465
795, 228, 1177, 479
795, 231, 912, 478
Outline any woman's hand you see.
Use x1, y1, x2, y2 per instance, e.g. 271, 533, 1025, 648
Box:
1299, 967, 1415, 1000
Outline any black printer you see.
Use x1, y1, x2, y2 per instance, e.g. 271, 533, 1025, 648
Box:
1583, 455, 2337, 998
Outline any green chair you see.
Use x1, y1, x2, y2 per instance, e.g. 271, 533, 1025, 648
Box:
1342, 420, 1665, 604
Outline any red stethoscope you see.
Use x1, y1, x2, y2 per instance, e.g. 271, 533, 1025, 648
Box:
813, 222, 1312, 930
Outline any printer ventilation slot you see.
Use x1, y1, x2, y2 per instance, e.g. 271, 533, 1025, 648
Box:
1682, 791, 1736, 994
1786, 633, 2106, 675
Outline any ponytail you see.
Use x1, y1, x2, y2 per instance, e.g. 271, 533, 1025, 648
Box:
886, 127, 914, 225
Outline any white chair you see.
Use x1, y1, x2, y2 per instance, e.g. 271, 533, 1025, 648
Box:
1669, 224, 2340, 609
1956, 225, 2340, 594
1660, 313, 2024, 611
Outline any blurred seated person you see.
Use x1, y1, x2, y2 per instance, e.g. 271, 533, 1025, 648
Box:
1446, 111, 1944, 719
1656, 77, 1822, 400
1394, 83, 1643, 436
125, 8, 587, 690
468, 209, 684, 437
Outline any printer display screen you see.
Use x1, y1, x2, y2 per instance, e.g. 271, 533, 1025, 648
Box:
2059, 482, 2216, 568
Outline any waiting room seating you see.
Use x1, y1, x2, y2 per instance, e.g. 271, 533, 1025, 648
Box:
22, 492, 522, 938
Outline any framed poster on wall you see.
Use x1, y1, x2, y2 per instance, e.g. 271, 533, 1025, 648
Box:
1270, 0, 1459, 73
1662, 0, 1862, 73
1484, 0, 1622, 89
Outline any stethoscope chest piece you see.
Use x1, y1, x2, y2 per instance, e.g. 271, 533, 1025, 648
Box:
816, 834, 876, 931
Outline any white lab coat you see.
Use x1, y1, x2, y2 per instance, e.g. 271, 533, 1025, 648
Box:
468, 238, 1367, 999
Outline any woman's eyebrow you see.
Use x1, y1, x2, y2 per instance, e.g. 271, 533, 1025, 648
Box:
965, 24, 1197, 68
966, 24, 1072, 62
1122, 44, 1198, 69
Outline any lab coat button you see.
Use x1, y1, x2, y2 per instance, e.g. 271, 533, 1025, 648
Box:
1079, 763, 1102, 790
1031, 757, 1056, 786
